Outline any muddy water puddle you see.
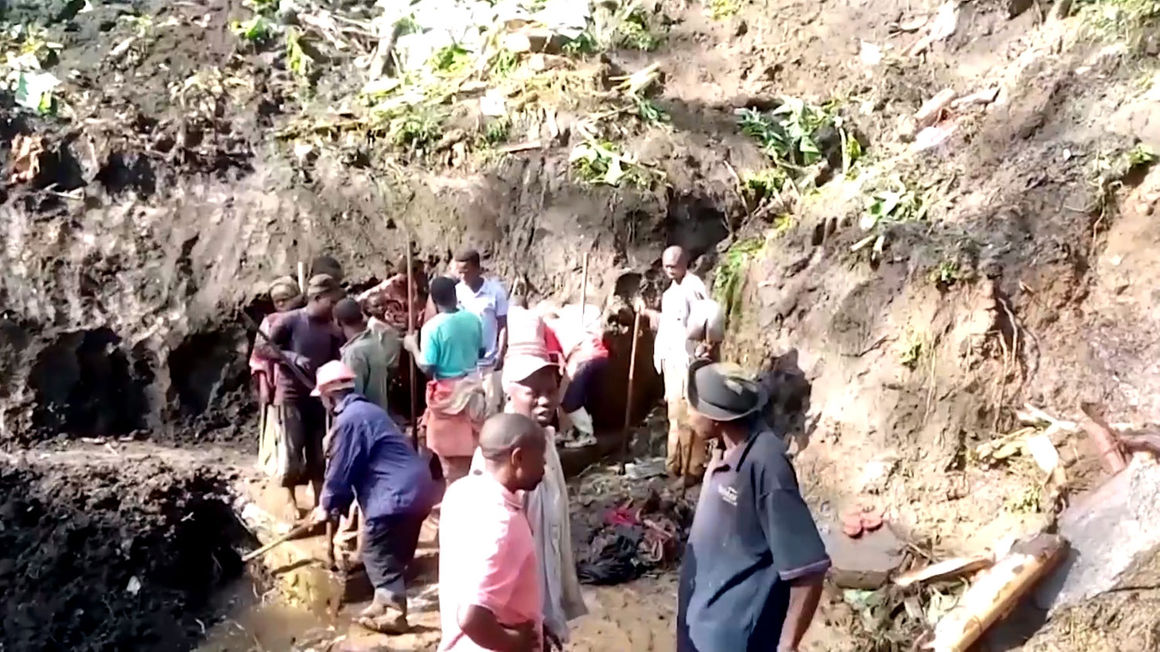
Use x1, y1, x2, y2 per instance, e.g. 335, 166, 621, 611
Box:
197, 578, 327, 651
198, 573, 680, 651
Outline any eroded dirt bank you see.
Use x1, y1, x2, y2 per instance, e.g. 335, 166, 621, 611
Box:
0, 447, 247, 650
0, 0, 719, 447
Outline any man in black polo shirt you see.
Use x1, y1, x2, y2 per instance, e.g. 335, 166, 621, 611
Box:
677, 360, 830, 652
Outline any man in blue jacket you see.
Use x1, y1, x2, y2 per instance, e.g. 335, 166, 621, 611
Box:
310, 360, 438, 635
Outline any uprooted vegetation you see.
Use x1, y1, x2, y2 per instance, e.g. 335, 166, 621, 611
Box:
252, 0, 687, 184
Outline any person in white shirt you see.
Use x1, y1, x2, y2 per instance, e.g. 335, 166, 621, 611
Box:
638, 245, 714, 486
453, 248, 510, 415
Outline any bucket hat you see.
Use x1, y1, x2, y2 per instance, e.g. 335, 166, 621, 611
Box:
686, 358, 769, 422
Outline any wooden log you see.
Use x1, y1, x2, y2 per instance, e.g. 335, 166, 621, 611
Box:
927, 534, 1068, 652
406, 237, 418, 450
618, 309, 643, 475
894, 555, 993, 589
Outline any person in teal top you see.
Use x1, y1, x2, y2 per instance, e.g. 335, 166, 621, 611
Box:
404, 276, 483, 380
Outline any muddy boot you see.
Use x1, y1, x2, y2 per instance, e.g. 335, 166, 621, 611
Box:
357, 600, 409, 634
564, 432, 597, 448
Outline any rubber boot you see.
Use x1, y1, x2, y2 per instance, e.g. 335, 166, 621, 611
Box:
565, 408, 597, 447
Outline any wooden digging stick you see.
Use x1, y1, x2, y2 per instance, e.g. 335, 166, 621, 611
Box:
619, 309, 643, 474
406, 238, 419, 451
240, 311, 314, 390
297, 261, 307, 298
242, 520, 315, 563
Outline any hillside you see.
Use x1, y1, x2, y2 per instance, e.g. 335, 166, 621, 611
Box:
1, 0, 1159, 648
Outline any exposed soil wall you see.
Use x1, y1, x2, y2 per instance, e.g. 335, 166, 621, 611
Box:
0, 453, 245, 651
0, 0, 740, 445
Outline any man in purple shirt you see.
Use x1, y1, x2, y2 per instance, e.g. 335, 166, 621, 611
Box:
256, 274, 344, 521
311, 361, 439, 634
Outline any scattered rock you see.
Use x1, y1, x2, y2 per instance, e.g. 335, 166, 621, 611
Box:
823, 523, 905, 589
856, 455, 899, 493
1035, 457, 1160, 614
859, 40, 883, 67
913, 123, 957, 152
897, 115, 918, 142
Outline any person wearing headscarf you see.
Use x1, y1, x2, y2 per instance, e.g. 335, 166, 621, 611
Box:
251, 276, 303, 478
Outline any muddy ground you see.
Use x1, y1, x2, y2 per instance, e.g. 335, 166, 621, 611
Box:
0, 0, 1159, 649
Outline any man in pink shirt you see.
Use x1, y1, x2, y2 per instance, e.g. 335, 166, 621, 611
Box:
438, 413, 546, 652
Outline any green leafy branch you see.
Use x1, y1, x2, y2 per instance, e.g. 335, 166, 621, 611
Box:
569, 139, 657, 187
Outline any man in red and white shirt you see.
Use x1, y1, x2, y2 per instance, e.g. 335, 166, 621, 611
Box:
540, 303, 608, 446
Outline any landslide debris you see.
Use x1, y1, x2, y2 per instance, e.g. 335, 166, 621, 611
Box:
0, 454, 246, 651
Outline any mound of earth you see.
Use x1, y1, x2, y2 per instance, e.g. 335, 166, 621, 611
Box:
0, 452, 246, 651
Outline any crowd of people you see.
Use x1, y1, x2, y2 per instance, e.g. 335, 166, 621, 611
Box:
248, 245, 831, 651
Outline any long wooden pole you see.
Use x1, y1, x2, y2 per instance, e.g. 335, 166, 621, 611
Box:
579, 253, 589, 322
297, 261, 307, 297
406, 238, 418, 450
619, 309, 642, 474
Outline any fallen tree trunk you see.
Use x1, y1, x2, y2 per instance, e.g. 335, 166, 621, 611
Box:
927, 534, 1068, 652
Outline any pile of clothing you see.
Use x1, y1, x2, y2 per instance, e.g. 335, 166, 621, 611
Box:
575, 494, 692, 585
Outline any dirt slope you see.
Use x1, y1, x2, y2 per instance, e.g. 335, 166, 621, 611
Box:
0, 0, 1159, 648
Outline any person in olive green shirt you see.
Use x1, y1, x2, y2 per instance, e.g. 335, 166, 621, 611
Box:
334, 298, 399, 413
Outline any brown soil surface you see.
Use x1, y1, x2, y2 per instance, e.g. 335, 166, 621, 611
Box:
1, 0, 1159, 648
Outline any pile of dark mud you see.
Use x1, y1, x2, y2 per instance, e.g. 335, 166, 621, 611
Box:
0, 455, 247, 651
